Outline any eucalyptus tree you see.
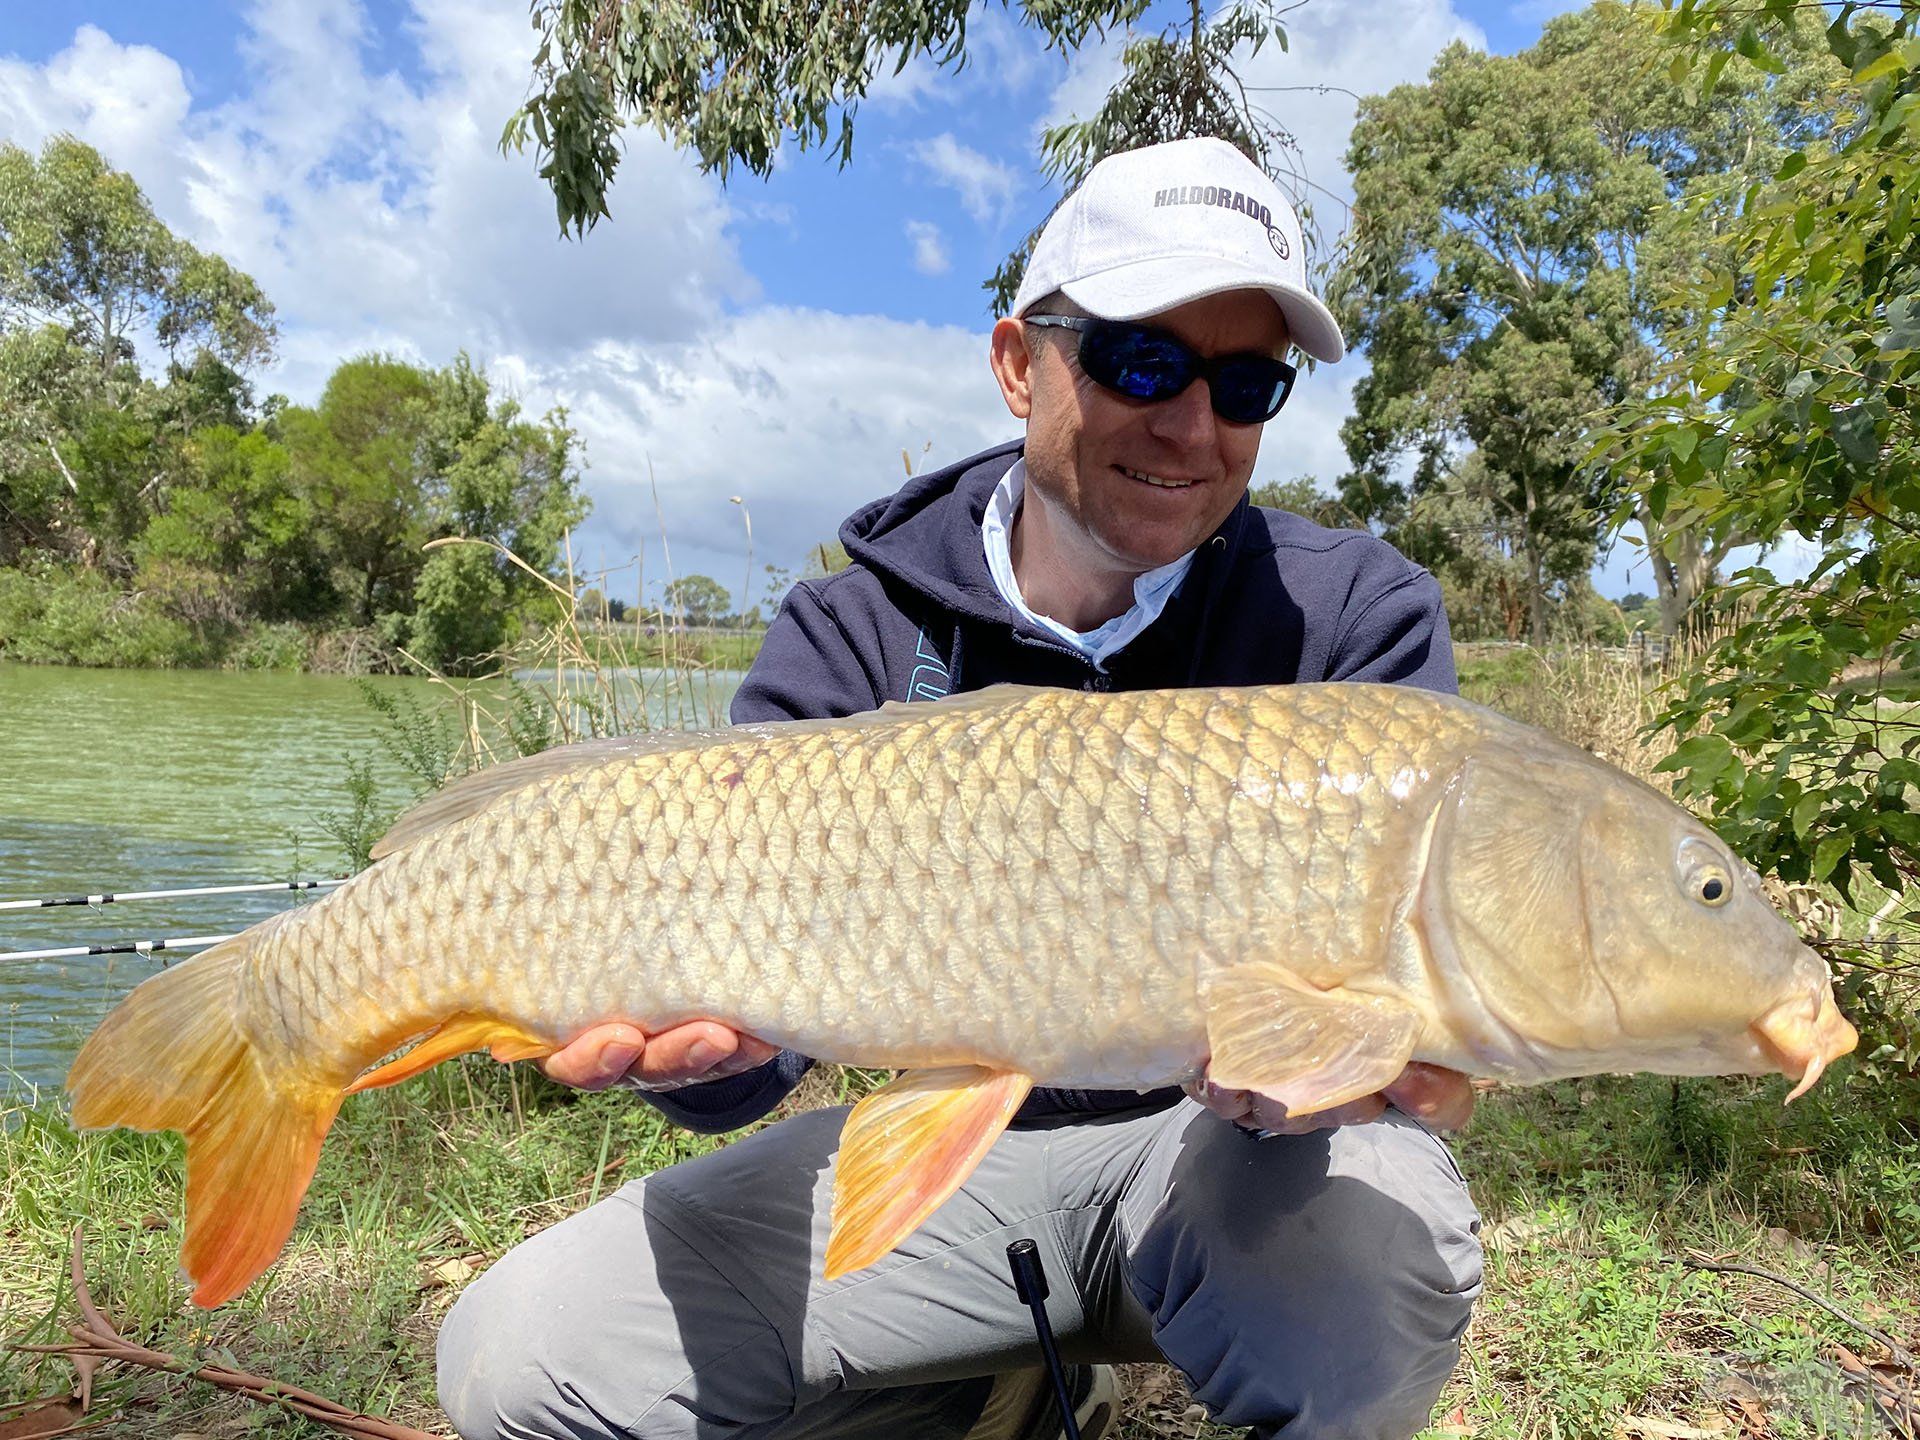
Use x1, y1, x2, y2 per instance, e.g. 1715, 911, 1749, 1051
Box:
0, 136, 275, 567
1331, 2, 1838, 641
406, 355, 588, 672
0, 136, 273, 381
508, 0, 1313, 311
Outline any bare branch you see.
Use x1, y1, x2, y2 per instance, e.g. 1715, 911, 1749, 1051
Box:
7, 1229, 444, 1440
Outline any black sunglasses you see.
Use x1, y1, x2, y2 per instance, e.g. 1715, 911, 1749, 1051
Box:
1022, 314, 1298, 425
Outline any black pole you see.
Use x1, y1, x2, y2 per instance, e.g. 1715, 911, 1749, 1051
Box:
1006, 1239, 1080, 1440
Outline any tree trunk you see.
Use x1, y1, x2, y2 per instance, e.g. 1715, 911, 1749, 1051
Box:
1640, 504, 1726, 638
1526, 541, 1547, 647
1496, 574, 1526, 640
1523, 478, 1547, 647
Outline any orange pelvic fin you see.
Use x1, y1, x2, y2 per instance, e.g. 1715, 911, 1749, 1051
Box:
1201, 960, 1421, 1116
67, 928, 344, 1309
344, 1014, 555, 1095
823, 1065, 1033, 1282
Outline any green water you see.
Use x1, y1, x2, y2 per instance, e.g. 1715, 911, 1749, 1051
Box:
0, 662, 740, 1099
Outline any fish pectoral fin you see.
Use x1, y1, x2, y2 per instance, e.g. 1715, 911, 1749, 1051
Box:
824, 1065, 1034, 1282
1201, 962, 1420, 1117
343, 1015, 554, 1096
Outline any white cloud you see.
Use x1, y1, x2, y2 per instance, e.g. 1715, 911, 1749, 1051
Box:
963, 4, 1047, 97
1228, 0, 1486, 237
864, 45, 951, 110
1030, 36, 1128, 156
906, 132, 1020, 226
0, 26, 194, 200
0, 6, 1022, 584
0, 0, 1484, 594
530, 308, 1017, 594
0, 2, 757, 406
866, 1, 1046, 111
906, 219, 952, 275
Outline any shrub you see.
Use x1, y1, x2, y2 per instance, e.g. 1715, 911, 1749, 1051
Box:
226, 621, 313, 671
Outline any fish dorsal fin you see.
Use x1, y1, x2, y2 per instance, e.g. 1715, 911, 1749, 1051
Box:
824, 1065, 1034, 1281
369, 685, 1055, 862
1200, 961, 1421, 1117
861, 683, 1055, 723
368, 731, 731, 860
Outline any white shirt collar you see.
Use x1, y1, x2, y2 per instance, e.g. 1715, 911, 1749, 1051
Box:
980, 459, 1196, 672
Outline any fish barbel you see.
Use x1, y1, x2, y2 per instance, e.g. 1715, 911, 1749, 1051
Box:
67, 682, 1856, 1306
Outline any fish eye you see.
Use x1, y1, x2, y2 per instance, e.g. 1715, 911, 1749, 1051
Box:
1677, 837, 1734, 909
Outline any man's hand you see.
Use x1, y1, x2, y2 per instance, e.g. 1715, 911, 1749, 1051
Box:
1184, 1062, 1474, 1135
539, 1021, 781, 1092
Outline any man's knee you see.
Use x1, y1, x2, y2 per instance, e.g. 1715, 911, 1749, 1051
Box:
1127, 1109, 1483, 1438
435, 1185, 795, 1440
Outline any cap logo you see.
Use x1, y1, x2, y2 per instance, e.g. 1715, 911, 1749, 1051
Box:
1153, 185, 1287, 260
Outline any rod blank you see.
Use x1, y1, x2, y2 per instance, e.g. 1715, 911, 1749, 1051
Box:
0, 878, 343, 913
0, 934, 239, 965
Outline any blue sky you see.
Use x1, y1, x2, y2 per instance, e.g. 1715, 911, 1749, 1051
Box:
2, 0, 1719, 614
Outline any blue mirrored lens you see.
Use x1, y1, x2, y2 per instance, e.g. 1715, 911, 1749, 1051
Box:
1212, 363, 1292, 424
1081, 327, 1193, 400
1077, 323, 1292, 423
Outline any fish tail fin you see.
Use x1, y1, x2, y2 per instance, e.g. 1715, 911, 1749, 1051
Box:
67, 931, 343, 1309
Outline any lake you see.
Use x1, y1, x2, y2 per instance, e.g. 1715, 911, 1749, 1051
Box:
0, 662, 741, 1100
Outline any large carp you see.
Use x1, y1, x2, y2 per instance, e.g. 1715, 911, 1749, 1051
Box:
68, 682, 1856, 1307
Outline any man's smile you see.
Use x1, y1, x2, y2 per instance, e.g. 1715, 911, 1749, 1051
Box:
1117, 464, 1199, 490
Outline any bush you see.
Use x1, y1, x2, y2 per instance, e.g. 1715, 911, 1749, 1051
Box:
0, 562, 208, 667
226, 621, 313, 671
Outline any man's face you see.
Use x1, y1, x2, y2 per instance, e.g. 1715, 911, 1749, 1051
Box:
991, 290, 1292, 574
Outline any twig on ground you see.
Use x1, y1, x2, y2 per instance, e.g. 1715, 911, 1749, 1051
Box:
7, 1228, 444, 1440
1680, 1250, 1919, 1373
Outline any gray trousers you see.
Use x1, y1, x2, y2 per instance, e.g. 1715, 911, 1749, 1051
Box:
437, 1100, 1483, 1440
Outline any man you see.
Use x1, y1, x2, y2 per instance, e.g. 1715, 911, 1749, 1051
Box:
438, 136, 1483, 1440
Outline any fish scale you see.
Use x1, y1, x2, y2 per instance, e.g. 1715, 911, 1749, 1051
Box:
69, 680, 1858, 1306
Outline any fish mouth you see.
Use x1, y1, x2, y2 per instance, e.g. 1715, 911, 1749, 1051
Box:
1750, 986, 1859, 1102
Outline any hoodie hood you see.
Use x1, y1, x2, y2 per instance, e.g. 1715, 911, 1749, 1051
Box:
839, 439, 1024, 627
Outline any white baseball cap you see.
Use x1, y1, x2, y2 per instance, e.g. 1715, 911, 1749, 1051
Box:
1010, 136, 1345, 364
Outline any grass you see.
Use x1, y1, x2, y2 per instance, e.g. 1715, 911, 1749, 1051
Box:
4, 644, 1915, 1439
563, 622, 763, 674
0, 1060, 749, 1435
6, 1062, 1913, 1439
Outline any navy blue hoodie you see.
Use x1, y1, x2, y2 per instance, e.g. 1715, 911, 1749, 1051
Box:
644, 438, 1457, 1134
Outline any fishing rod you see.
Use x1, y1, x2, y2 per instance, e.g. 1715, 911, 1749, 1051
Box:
0, 934, 237, 965
0, 878, 344, 912
1006, 1240, 1082, 1440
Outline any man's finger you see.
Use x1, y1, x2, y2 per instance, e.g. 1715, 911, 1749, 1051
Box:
1184, 1078, 1255, 1122
708, 1034, 781, 1078
633, 1023, 778, 1086
539, 1022, 650, 1091
1383, 1063, 1475, 1130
